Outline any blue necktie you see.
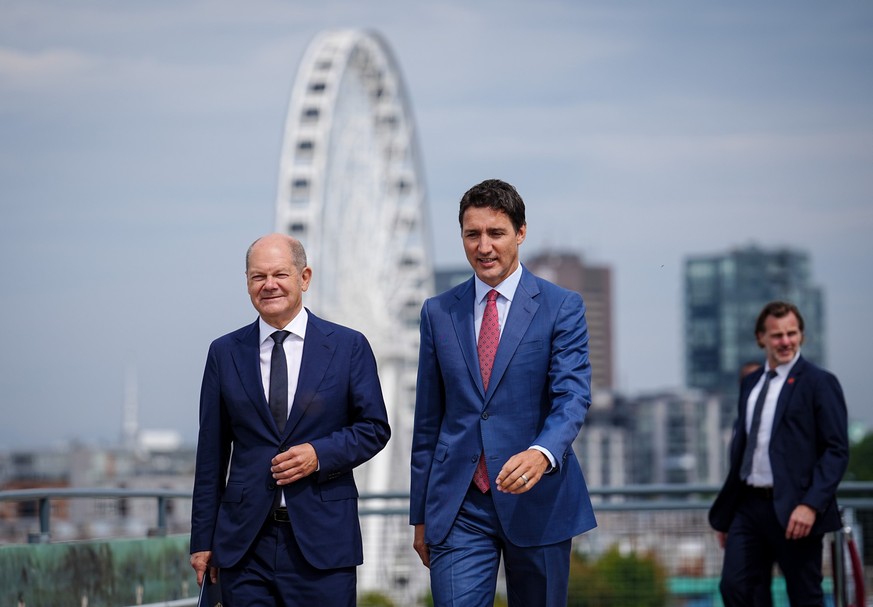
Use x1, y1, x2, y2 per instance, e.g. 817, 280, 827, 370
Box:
270, 331, 290, 433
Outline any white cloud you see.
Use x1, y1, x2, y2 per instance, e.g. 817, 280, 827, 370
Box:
0, 46, 97, 89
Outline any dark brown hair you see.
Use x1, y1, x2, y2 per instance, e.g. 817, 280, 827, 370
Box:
458, 179, 526, 233
754, 301, 805, 336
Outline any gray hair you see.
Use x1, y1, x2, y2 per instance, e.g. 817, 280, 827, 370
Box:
245, 235, 308, 272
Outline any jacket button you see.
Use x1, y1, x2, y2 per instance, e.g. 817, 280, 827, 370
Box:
268, 481, 277, 490
481, 412, 489, 420
471, 455, 478, 463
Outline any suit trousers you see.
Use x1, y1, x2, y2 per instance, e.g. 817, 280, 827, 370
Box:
219, 515, 355, 607
720, 489, 825, 607
429, 485, 571, 607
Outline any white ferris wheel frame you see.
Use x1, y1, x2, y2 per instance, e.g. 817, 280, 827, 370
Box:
275, 29, 433, 363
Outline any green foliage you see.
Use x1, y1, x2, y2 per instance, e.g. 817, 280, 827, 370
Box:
847, 432, 873, 480
568, 546, 668, 607
418, 589, 506, 606
417, 547, 667, 607
418, 589, 433, 607
359, 590, 396, 607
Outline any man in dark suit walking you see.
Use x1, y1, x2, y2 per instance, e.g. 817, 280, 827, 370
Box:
410, 179, 596, 606
710, 301, 848, 606
190, 233, 391, 606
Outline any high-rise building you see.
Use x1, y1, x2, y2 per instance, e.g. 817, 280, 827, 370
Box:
623, 388, 725, 485
434, 267, 473, 295
684, 245, 824, 404
525, 251, 614, 392
573, 392, 630, 488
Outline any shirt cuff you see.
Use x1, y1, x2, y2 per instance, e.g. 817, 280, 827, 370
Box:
529, 445, 556, 472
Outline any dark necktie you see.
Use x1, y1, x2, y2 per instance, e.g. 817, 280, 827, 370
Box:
269, 330, 291, 434
740, 369, 778, 481
473, 289, 499, 493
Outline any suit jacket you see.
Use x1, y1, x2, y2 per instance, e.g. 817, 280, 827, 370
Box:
709, 356, 848, 535
410, 267, 596, 547
190, 310, 390, 570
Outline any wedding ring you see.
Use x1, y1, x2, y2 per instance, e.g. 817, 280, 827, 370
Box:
521, 474, 529, 485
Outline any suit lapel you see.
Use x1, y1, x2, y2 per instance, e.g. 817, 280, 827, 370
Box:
450, 279, 483, 398
486, 269, 539, 404
772, 356, 805, 432
731, 369, 762, 465
284, 311, 335, 436
230, 319, 276, 432
738, 369, 764, 433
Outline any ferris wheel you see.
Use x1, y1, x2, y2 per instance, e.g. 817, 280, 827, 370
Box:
274, 28, 434, 492
274, 29, 433, 598
275, 29, 433, 362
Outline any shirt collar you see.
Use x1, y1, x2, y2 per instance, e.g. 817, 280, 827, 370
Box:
474, 264, 523, 304
258, 308, 308, 345
765, 349, 801, 377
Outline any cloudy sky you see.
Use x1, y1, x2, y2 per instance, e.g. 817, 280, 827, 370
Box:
2, 1, 871, 450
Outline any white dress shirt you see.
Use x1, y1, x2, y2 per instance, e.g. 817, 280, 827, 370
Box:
744, 350, 801, 487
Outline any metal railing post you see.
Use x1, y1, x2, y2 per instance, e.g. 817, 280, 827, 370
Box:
831, 525, 848, 607
28, 497, 51, 543
156, 495, 168, 536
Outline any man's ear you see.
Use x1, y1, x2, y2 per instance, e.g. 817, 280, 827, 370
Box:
301, 266, 313, 291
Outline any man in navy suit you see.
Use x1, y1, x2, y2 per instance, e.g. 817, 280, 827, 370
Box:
190, 233, 391, 606
410, 179, 596, 606
710, 301, 848, 606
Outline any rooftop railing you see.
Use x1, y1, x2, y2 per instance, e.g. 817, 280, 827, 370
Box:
1, 483, 870, 606
4, 483, 872, 540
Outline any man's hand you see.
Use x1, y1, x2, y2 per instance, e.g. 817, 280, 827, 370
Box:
190, 550, 216, 586
413, 524, 430, 568
715, 531, 727, 549
271, 443, 318, 485
786, 504, 817, 540
495, 449, 549, 494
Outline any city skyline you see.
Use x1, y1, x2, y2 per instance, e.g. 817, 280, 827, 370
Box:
2, 1, 872, 449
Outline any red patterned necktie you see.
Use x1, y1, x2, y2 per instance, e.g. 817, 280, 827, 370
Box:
473, 289, 500, 493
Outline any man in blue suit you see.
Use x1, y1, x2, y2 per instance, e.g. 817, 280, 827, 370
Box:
410, 179, 596, 606
190, 233, 391, 606
710, 301, 848, 606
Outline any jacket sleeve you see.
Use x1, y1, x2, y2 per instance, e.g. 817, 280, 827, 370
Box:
801, 370, 849, 512
409, 300, 443, 525
534, 290, 592, 468
189, 342, 233, 554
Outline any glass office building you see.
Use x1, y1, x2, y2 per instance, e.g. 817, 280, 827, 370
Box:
684, 245, 824, 409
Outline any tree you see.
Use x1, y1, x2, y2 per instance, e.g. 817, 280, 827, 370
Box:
845, 431, 873, 572
358, 591, 396, 607
568, 546, 668, 607
418, 590, 507, 606
846, 432, 873, 480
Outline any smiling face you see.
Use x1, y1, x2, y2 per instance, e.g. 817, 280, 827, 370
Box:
246, 234, 312, 329
757, 311, 803, 369
461, 206, 526, 287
